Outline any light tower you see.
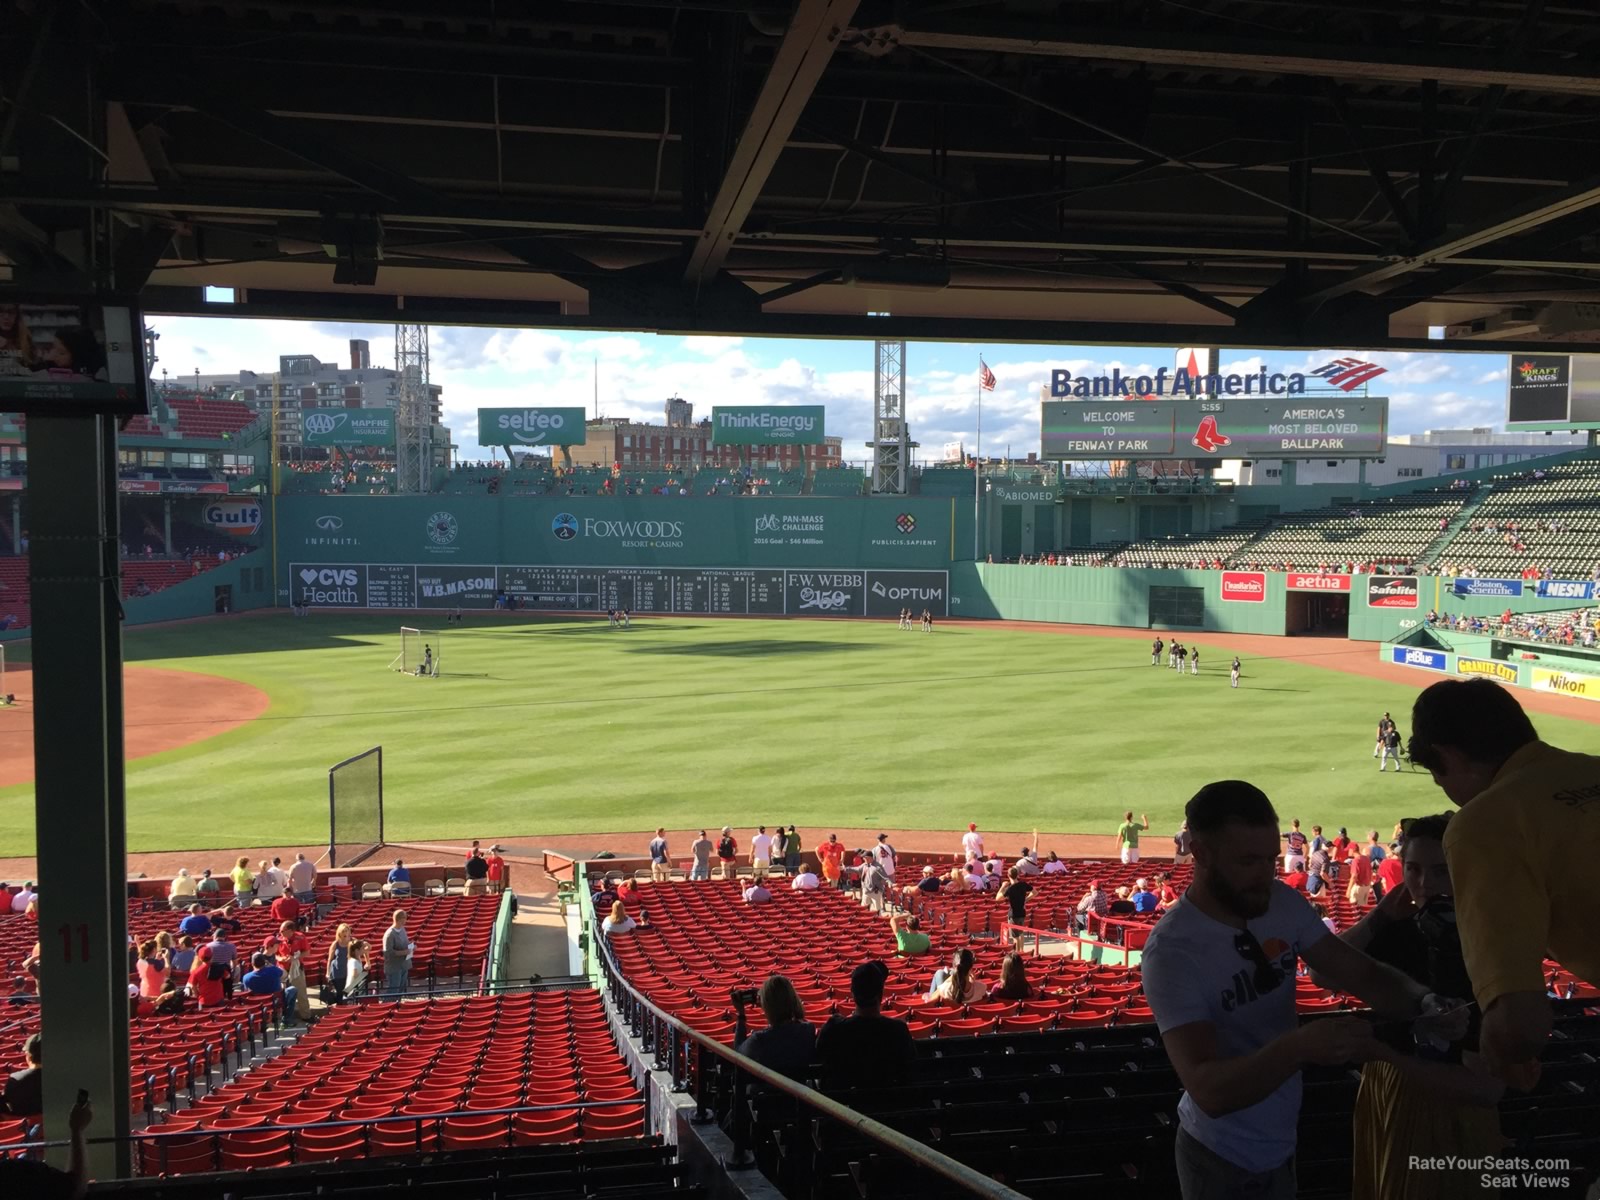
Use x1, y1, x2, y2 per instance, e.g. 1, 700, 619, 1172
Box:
869, 339, 914, 494
394, 323, 432, 493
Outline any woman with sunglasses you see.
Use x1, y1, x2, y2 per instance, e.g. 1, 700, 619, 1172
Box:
1329, 813, 1504, 1200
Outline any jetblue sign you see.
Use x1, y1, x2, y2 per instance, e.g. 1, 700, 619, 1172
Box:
1451, 578, 1524, 598
1537, 579, 1595, 600
1391, 646, 1448, 671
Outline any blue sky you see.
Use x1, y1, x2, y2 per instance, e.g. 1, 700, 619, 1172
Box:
148, 317, 1514, 462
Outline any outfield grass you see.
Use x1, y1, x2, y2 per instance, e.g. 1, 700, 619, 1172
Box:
5, 613, 1600, 857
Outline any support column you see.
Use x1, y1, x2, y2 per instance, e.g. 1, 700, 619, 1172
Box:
9, 495, 18, 554
29, 416, 131, 1179
163, 497, 173, 557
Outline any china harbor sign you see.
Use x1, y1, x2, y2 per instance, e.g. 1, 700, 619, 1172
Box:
1049, 367, 1308, 399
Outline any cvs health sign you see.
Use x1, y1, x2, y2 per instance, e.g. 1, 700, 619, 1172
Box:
1221, 571, 1267, 602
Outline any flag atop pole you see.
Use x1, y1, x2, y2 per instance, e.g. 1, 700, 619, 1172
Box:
979, 358, 997, 391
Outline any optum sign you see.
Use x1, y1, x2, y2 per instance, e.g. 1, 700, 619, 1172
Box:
478, 407, 588, 446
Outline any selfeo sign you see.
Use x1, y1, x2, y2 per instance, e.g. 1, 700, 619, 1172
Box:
1220, 571, 1266, 602
478, 407, 587, 446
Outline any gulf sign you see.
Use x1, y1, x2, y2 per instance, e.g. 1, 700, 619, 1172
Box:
203, 499, 263, 537
1287, 573, 1350, 592
1221, 571, 1266, 602
1391, 646, 1447, 671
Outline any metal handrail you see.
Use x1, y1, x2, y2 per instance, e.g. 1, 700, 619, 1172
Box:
591, 899, 1030, 1198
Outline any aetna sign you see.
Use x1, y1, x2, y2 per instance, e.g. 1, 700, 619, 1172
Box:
1367, 576, 1420, 609
1220, 571, 1267, 602
1286, 573, 1351, 592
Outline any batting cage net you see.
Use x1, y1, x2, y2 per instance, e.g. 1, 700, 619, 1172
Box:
328, 746, 384, 867
389, 627, 440, 676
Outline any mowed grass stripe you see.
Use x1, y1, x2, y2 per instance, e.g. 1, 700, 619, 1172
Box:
4, 613, 1600, 856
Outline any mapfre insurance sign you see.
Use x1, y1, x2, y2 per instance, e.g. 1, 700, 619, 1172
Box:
1221, 571, 1267, 602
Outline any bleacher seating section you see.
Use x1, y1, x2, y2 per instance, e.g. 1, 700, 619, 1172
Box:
1434, 457, 1600, 578
605, 877, 1600, 1198
165, 398, 258, 439
1109, 486, 1472, 568
134, 990, 645, 1172
0, 551, 233, 630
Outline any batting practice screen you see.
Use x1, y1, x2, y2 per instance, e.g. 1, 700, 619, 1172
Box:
328, 746, 384, 868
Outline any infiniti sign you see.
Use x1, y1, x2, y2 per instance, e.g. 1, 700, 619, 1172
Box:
315, 515, 344, 531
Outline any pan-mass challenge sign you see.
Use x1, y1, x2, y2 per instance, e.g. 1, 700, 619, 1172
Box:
1040, 397, 1389, 460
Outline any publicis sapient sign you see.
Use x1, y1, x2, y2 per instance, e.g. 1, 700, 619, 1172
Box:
478, 407, 587, 446
710, 405, 825, 445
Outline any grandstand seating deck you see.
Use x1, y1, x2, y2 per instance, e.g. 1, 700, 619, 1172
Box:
0, 551, 234, 629
1433, 458, 1600, 578
135, 989, 645, 1173
165, 398, 258, 439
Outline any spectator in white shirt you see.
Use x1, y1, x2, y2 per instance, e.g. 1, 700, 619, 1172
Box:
10, 883, 35, 914
600, 900, 637, 934
255, 858, 288, 902
750, 826, 774, 880
743, 882, 772, 905
962, 862, 986, 890
872, 833, 897, 879
287, 854, 317, 904
961, 823, 984, 861
1016, 849, 1042, 876
791, 869, 820, 890
168, 870, 197, 909
1041, 852, 1068, 875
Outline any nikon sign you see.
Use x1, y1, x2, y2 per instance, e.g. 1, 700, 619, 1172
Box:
711, 405, 825, 445
478, 407, 587, 447
301, 408, 396, 447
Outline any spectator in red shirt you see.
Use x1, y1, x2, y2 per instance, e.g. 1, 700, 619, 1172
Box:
271, 920, 312, 1021
1376, 848, 1404, 898
270, 892, 301, 925
188, 946, 225, 1008
1346, 850, 1374, 906
486, 845, 506, 893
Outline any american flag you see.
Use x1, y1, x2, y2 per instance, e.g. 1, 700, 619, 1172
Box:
979, 358, 997, 391
1310, 358, 1388, 391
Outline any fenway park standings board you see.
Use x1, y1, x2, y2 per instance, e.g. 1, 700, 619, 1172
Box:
289, 563, 950, 616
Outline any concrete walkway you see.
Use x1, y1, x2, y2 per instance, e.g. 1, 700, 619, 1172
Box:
502, 889, 576, 983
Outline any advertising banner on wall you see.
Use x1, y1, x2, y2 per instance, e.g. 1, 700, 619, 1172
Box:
711, 405, 825, 445
301, 408, 395, 447
1220, 571, 1267, 602
1451, 578, 1524, 597
1391, 646, 1447, 670
203, 498, 264, 537
1286, 573, 1350, 592
477, 407, 587, 446
1537, 579, 1595, 600
1040, 398, 1387, 460
1530, 667, 1600, 700
1456, 657, 1519, 683
1368, 576, 1420, 608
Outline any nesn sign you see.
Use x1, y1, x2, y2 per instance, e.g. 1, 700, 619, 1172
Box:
1539, 580, 1594, 600
1391, 647, 1446, 671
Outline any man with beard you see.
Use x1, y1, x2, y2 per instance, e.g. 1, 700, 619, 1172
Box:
1142, 780, 1462, 1200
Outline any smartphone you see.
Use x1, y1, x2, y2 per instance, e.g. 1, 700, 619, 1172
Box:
76, 1089, 89, 1106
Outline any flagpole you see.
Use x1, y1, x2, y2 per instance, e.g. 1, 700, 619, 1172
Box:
974, 354, 982, 562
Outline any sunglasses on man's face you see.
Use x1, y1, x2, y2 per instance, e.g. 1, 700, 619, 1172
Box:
1233, 927, 1285, 994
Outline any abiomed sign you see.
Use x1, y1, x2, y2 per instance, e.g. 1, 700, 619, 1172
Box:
1457, 658, 1519, 683
711, 405, 825, 445
1531, 667, 1600, 700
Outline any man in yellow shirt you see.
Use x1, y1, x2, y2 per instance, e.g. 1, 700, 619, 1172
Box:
1408, 678, 1600, 1086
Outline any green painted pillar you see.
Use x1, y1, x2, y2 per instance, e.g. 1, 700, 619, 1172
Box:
28, 416, 131, 1179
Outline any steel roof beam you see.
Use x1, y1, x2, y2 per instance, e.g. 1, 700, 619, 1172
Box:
683, 0, 859, 287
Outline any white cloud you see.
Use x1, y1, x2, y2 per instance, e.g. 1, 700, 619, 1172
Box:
680, 335, 744, 355
1478, 368, 1507, 384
